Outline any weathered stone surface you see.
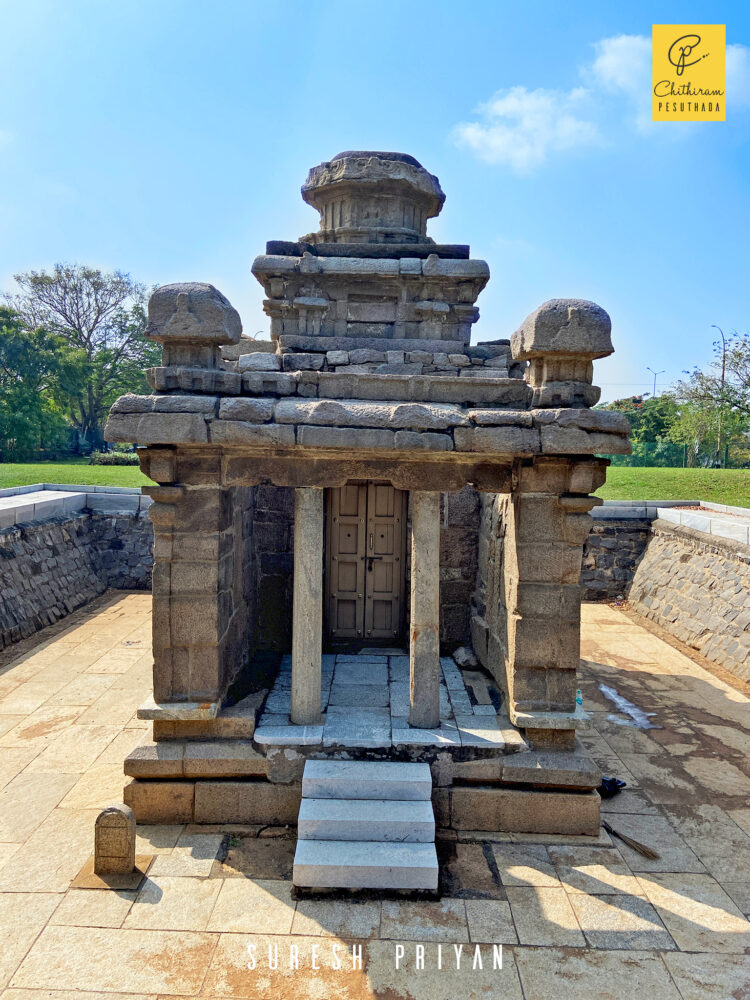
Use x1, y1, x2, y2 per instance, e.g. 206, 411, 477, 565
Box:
242, 371, 295, 395
301, 150, 445, 243
511, 299, 613, 360
326, 350, 349, 364
124, 778, 195, 823
453, 646, 478, 667
237, 352, 281, 371
275, 398, 468, 430
297, 425, 395, 449
125, 740, 184, 778
182, 741, 268, 778
94, 803, 136, 875
218, 397, 274, 422
410, 492, 441, 728
146, 282, 242, 345
452, 786, 600, 834
148, 365, 241, 394
393, 430, 453, 451
539, 425, 631, 455
279, 334, 469, 354
210, 421, 295, 446
454, 426, 540, 454
501, 750, 601, 789
282, 353, 325, 371
106, 411, 209, 445
193, 780, 301, 823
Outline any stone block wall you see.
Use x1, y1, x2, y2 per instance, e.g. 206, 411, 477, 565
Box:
251, 485, 294, 651
629, 520, 750, 682
440, 486, 481, 648
0, 512, 152, 650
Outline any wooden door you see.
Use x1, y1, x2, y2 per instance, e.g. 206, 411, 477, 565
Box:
326, 482, 406, 643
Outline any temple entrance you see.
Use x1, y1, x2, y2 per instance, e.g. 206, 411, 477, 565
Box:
325, 481, 407, 644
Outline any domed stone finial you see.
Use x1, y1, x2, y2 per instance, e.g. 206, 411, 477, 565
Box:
300, 151, 445, 245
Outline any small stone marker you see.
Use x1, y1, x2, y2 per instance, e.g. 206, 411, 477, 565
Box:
94, 803, 136, 875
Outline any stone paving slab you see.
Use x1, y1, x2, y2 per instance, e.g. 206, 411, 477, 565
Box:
0, 594, 749, 995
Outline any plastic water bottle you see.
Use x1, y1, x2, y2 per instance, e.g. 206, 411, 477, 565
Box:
576, 689, 583, 707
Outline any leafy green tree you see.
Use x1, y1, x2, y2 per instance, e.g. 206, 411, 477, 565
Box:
674, 330, 750, 467
4, 264, 160, 450
667, 401, 749, 468
0, 307, 71, 459
600, 394, 678, 444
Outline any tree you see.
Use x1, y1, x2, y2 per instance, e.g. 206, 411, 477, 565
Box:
601, 394, 678, 444
674, 329, 750, 467
4, 264, 160, 449
0, 307, 71, 459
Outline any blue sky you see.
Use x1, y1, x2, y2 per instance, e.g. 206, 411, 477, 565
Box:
1, 0, 748, 401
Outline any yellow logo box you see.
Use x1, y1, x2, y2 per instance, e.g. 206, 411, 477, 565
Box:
652, 24, 725, 121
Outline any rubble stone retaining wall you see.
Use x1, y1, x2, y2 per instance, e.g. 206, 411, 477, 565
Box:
581, 519, 652, 600
629, 519, 750, 682
0, 512, 152, 650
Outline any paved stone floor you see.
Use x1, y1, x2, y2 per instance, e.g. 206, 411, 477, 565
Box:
255, 648, 519, 750
0, 591, 749, 999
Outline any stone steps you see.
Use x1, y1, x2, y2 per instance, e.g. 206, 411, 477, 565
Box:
293, 840, 438, 890
298, 797, 435, 843
293, 760, 438, 890
301, 759, 432, 800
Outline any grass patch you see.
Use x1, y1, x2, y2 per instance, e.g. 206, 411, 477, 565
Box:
597, 467, 750, 507
0, 458, 149, 489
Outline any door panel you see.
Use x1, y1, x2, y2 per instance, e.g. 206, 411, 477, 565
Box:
325, 481, 406, 643
326, 483, 367, 640
364, 482, 405, 642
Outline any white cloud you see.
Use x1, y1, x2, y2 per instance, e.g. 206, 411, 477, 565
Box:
453, 85, 600, 173
590, 34, 652, 131
454, 34, 750, 172
727, 43, 750, 108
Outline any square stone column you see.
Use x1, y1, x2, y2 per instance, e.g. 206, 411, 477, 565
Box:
291, 487, 324, 725
409, 490, 441, 729
147, 477, 247, 707
498, 457, 605, 748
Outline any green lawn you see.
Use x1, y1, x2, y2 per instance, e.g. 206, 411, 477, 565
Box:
597, 467, 750, 507
0, 459, 149, 489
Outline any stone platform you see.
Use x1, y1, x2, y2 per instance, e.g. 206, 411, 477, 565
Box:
123, 649, 602, 834
254, 650, 525, 752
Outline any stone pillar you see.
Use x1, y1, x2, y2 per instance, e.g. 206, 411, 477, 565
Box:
146, 473, 243, 708
291, 488, 324, 725
409, 491, 441, 729
499, 458, 605, 749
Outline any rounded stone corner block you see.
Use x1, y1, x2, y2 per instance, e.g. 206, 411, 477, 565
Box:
94, 802, 136, 875
511, 298, 613, 360
146, 282, 242, 345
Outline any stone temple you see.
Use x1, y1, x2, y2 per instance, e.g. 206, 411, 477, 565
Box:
106, 150, 631, 889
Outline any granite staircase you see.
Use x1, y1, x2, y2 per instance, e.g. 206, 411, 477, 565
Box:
292, 760, 439, 890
